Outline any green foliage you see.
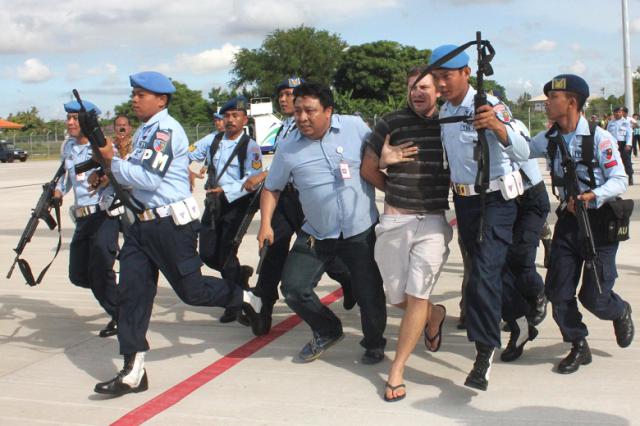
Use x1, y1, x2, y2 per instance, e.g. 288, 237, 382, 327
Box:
6, 107, 45, 131
333, 89, 405, 118
231, 25, 346, 95
334, 41, 430, 101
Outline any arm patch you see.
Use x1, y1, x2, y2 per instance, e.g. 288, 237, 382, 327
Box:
141, 129, 174, 177
493, 103, 513, 123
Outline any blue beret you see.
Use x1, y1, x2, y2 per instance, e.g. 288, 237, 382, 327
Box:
428, 44, 469, 69
129, 71, 176, 94
213, 112, 223, 120
219, 96, 249, 115
64, 100, 101, 115
276, 76, 305, 92
543, 74, 589, 99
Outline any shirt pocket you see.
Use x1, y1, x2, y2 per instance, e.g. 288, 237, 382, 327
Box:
459, 130, 477, 144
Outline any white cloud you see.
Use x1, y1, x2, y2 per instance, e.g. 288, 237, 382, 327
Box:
176, 44, 241, 75
531, 40, 557, 51
569, 43, 581, 51
0, 0, 398, 54
570, 60, 587, 74
66, 62, 119, 84
17, 58, 53, 83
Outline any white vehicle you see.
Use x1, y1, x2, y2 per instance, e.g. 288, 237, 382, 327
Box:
247, 97, 282, 153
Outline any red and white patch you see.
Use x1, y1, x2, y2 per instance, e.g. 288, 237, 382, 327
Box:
605, 160, 618, 169
155, 130, 170, 142
598, 139, 613, 151
493, 103, 512, 123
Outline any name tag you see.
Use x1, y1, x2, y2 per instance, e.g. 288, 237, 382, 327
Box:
339, 161, 351, 179
76, 172, 86, 182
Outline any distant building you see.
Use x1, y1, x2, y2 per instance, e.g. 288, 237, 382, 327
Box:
528, 94, 601, 112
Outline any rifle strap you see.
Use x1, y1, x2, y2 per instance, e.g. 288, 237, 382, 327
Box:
207, 133, 251, 188
18, 204, 62, 287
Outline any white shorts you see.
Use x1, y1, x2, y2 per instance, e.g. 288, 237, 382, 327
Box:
374, 213, 453, 305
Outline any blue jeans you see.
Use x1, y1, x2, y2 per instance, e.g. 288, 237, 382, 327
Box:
281, 226, 387, 350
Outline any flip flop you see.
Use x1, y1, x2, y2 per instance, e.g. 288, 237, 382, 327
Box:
424, 304, 446, 352
383, 382, 406, 402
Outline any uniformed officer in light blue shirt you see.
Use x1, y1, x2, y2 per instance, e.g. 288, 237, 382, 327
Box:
528, 74, 633, 375
430, 43, 532, 391
94, 72, 263, 397
53, 100, 120, 339
195, 96, 264, 324
607, 106, 634, 185
258, 82, 386, 364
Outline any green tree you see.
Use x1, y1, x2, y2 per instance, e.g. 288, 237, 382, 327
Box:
334, 41, 430, 101
113, 79, 210, 128
6, 107, 45, 131
231, 25, 347, 95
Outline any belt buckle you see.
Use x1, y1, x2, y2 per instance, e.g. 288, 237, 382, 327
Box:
455, 184, 466, 196
138, 209, 155, 221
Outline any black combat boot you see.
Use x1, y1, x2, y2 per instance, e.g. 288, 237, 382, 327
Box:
501, 316, 538, 362
256, 300, 275, 336
94, 353, 148, 396
527, 293, 547, 326
613, 301, 634, 348
464, 342, 495, 391
557, 339, 591, 374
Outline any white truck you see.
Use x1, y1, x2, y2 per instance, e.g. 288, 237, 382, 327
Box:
246, 97, 282, 154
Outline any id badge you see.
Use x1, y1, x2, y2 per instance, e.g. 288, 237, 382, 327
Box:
339, 161, 351, 179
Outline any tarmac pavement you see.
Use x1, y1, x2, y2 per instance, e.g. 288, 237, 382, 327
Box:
0, 158, 639, 425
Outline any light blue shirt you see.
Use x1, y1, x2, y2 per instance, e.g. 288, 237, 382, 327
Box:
188, 131, 220, 164
275, 116, 297, 149
265, 114, 378, 240
439, 86, 530, 184
56, 138, 102, 207
607, 118, 632, 146
110, 109, 191, 208
206, 133, 263, 203
530, 116, 628, 208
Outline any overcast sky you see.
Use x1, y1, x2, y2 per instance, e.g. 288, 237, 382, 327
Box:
2, 0, 640, 120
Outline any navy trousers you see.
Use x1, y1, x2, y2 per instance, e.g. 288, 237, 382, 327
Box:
454, 191, 527, 348
117, 218, 241, 355
545, 211, 626, 342
69, 211, 119, 320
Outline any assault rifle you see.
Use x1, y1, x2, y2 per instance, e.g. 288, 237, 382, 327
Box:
473, 31, 495, 242
72, 89, 145, 214
550, 126, 602, 293
222, 182, 264, 270
7, 162, 66, 286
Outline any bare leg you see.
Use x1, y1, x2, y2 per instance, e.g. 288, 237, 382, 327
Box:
385, 295, 431, 400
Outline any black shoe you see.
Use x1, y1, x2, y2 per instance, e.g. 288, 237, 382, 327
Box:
220, 307, 241, 323
527, 294, 547, 326
557, 339, 592, 374
94, 353, 148, 396
465, 342, 494, 391
613, 301, 634, 348
256, 301, 274, 336
542, 237, 552, 269
298, 331, 344, 363
500, 318, 538, 362
99, 319, 118, 338
242, 290, 264, 336
361, 348, 385, 365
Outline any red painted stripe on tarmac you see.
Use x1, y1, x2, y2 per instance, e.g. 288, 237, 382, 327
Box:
111, 288, 345, 426
449, 217, 457, 227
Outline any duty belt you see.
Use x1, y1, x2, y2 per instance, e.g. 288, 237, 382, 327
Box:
136, 205, 172, 222
451, 179, 501, 197
524, 181, 546, 197
74, 204, 101, 218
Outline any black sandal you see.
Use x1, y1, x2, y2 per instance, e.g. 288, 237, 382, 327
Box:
383, 382, 406, 402
424, 304, 446, 352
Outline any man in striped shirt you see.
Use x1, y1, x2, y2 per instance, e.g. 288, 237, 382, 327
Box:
361, 66, 452, 402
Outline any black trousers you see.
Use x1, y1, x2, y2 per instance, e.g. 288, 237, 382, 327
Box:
69, 212, 119, 320
618, 141, 633, 181
199, 194, 252, 286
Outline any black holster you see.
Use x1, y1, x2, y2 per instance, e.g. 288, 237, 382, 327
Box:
588, 198, 634, 244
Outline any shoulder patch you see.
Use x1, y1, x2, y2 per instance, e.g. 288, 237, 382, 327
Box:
605, 160, 618, 169
188, 144, 196, 152
493, 103, 512, 123
598, 139, 613, 151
